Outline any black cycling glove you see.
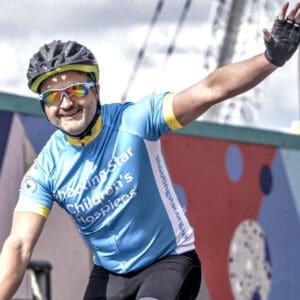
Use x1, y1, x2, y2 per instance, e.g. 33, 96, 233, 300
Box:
265, 18, 300, 66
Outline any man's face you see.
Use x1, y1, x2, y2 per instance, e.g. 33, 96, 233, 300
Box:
39, 71, 99, 137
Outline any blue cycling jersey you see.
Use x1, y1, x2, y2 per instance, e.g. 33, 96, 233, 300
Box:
15, 92, 195, 273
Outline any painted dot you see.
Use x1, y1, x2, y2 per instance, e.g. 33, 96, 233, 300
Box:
253, 290, 261, 300
225, 144, 244, 182
259, 165, 272, 195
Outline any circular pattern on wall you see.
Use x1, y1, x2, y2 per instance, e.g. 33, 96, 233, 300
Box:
225, 144, 243, 182
229, 219, 272, 300
259, 165, 273, 195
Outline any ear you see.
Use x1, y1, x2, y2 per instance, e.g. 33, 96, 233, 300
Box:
95, 83, 100, 95
91, 83, 100, 99
94, 84, 101, 108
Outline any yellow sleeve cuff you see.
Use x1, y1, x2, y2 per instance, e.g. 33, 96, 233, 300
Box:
163, 93, 183, 130
14, 202, 50, 218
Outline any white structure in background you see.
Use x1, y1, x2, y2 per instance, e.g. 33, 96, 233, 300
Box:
202, 0, 281, 126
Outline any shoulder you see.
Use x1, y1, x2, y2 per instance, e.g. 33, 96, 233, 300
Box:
100, 102, 133, 127
101, 102, 132, 118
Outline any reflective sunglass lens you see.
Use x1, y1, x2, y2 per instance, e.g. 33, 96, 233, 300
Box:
66, 85, 87, 98
40, 82, 94, 106
45, 91, 61, 105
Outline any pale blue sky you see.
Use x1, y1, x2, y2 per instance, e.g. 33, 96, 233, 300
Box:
0, 0, 299, 132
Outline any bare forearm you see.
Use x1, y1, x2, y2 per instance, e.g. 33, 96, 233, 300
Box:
0, 238, 30, 300
203, 53, 277, 103
174, 53, 277, 125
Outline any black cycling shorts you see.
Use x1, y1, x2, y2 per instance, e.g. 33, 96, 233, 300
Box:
83, 250, 201, 300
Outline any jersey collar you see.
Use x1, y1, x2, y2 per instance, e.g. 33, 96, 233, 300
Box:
65, 115, 102, 147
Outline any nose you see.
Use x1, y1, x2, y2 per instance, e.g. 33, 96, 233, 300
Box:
59, 93, 74, 109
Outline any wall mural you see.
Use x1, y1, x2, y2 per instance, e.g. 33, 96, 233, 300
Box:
162, 133, 300, 300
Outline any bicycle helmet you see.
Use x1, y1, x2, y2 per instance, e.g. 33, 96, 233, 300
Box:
27, 40, 99, 93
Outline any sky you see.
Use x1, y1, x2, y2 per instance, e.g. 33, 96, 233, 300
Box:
0, 0, 299, 133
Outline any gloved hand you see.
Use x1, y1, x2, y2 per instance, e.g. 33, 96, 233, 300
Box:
264, 2, 300, 66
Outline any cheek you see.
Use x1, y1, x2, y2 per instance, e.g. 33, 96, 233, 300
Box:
44, 106, 58, 118
80, 97, 97, 112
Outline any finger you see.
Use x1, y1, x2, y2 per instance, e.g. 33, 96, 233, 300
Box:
278, 1, 290, 20
294, 3, 300, 23
287, 2, 300, 20
262, 28, 272, 41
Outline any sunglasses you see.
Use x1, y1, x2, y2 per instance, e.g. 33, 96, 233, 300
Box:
39, 81, 96, 106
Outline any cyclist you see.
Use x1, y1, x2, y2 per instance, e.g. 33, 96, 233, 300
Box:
0, 2, 300, 299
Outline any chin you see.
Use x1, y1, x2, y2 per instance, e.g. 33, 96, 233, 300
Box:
65, 127, 86, 136
62, 121, 86, 134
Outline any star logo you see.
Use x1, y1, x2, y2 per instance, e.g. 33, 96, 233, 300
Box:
23, 177, 37, 193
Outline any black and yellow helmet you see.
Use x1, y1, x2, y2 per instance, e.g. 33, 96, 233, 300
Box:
27, 40, 99, 93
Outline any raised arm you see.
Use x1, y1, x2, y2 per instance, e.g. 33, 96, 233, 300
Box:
173, 1, 300, 126
0, 212, 46, 300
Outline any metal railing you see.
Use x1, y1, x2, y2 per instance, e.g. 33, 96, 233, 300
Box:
27, 260, 52, 300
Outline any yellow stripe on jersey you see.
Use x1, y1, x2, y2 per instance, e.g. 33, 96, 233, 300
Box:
67, 115, 102, 146
163, 93, 183, 130
14, 202, 51, 218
